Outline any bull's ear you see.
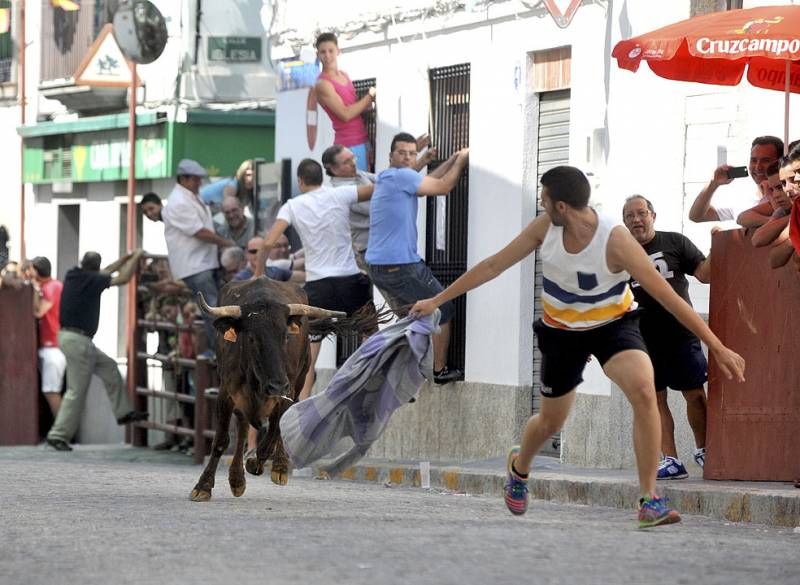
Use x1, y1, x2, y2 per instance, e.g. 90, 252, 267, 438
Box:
287, 316, 303, 335
212, 317, 240, 333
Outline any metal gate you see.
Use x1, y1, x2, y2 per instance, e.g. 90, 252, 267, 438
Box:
425, 63, 470, 371
532, 89, 570, 453
353, 77, 377, 174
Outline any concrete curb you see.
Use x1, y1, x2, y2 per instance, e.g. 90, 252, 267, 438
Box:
308, 460, 800, 528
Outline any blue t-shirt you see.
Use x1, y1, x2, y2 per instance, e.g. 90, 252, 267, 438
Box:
200, 177, 237, 208
366, 167, 423, 265
233, 265, 291, 282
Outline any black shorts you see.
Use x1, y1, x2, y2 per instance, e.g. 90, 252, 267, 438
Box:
645, 336, 707, 392
303, 273, 373, 316
533, 312, 648, 398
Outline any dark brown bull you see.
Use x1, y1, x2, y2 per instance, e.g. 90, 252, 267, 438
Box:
189, 276, 346, 502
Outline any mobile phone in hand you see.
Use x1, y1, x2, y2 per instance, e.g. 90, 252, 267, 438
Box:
726, 166, 748, 179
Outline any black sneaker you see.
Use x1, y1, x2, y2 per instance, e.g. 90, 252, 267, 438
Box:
117, 410, 149, 425
433, 366, 464, 385
46, 438, 73, 452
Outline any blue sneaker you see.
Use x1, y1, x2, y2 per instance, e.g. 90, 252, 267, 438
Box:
504, 446, 529, 516
638, 495, 681, 528
657, 456, 688, 480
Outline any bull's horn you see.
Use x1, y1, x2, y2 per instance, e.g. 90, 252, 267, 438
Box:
286, 304, 347, 319
196, 292, 242, 318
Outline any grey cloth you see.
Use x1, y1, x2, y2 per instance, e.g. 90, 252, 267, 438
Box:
332, 171, 376, 252
280, 311, 439, 475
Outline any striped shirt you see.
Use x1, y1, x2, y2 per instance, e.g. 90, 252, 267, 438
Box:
540, 210, 635, 330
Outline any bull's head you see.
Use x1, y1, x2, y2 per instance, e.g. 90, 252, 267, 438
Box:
196, 292, 345, 398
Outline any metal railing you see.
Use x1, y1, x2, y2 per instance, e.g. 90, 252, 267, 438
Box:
40, 0, 115, 83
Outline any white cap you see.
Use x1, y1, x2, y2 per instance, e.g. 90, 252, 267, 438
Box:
176, 158, 208, 177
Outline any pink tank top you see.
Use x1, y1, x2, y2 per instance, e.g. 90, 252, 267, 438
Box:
318, 72, 369, 147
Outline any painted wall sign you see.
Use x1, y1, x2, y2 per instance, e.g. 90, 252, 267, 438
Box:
207, 36, 262, 63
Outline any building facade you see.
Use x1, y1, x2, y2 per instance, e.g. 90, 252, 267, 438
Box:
0, 0, 277, 442
272, 0, 796, 465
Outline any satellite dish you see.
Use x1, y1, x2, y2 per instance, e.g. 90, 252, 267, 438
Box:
112, 0, 168, 65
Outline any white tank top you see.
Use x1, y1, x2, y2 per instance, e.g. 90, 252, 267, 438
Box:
540, 209, 635, 330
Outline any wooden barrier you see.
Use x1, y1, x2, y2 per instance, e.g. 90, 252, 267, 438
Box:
705, 229, 800, 481
0, 284, 39, 445
128, 255, 219, 464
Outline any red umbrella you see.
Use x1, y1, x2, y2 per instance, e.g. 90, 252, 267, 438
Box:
612, 5, 800, 147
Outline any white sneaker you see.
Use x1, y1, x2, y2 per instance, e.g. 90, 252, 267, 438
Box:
693, 447, 706, 468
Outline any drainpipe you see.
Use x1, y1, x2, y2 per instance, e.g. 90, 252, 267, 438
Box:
18, 0, 26, 260
125, 63, 138, 439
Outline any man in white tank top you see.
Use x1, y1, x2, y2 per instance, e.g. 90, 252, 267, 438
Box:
410, 166, 745, 528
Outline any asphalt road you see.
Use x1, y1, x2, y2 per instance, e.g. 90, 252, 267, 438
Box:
1, 446, 798, 585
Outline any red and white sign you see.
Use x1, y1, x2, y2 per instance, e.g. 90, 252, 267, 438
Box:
542, 0, 583, 29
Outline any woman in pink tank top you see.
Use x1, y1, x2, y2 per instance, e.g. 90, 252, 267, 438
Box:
315, 33, 375, 170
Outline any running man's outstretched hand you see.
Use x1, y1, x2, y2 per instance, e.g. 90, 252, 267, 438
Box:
711, 345, 746, 383
409, 298, 438, 318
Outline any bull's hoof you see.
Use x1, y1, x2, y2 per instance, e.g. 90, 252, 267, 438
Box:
245, 457, 264, 476
270, 467, 289, 486
190, 488, 212, 502
230, 482, 246, 497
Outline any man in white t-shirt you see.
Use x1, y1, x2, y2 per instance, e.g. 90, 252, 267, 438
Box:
163, 159, 236, 355
254, 159, 374, 399
688, 135, 783, 226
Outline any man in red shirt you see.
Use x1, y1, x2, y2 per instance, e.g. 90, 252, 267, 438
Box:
31, 256, 65, 417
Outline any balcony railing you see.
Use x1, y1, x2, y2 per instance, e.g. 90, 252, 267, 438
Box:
40, 0, 116, 84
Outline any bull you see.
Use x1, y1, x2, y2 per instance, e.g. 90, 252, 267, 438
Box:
189, 276, 377, 502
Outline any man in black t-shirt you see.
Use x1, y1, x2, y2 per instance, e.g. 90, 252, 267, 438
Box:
623, 195, 711, 480
45, 250, 148, 451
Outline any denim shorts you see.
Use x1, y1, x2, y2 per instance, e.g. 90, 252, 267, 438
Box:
367, 261, 454, 323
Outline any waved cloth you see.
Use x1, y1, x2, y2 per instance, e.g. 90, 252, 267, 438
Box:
280, 311, 439, 475
791, 197, 800, 254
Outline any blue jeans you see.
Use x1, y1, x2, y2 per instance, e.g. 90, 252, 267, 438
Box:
182, 269, 219, 353
350, 142, 369, 172
367, 261, 454, 323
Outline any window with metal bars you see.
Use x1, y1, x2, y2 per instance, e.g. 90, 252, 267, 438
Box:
425, 63, 470, 372
690, 0, 742, 17
41, 0, 117, 83
352, 77, 377, 173
0, 0, 13, 85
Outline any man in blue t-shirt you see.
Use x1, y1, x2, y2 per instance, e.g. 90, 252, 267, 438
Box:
366, 132, 469, 384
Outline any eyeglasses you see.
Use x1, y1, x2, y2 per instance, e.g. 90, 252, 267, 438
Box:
623, 210, 651, 221
247, 249, 259, 254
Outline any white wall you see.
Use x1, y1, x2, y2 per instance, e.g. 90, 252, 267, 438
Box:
271, 0, 798, 391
